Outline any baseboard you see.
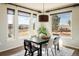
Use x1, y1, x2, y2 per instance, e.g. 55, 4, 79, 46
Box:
63, 45, 79, 50
0, 46, 24, 56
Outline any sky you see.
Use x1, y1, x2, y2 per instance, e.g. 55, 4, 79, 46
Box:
18, 16, 30, 25
58, 12, 71, 25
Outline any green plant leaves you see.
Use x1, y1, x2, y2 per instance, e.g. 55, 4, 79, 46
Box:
38, 24, 48, 35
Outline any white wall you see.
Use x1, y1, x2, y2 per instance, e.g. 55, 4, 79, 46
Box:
62, 6, 79, 49
1, 3, 79, 52
0, 4, 8, 51
0, 4, 52, 52
0, 4, 39, 52
61, 6, 79, 49
71, 6, 79, 48
48, 6, 79, 49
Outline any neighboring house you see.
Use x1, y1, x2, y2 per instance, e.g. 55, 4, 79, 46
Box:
58, 25, 71, 32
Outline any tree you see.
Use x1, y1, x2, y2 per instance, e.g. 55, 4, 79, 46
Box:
52, 14, 60, 32
68, 20, 71, 26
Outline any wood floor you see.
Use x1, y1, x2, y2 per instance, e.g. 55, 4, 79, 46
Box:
0, 46, 79, 56
63, 45, 79, 56
0, 46, 24, 56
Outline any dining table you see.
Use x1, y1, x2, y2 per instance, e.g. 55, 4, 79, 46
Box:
25, 36, 49, 56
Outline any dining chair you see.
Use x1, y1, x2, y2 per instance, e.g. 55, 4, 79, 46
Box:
42, 35, 60, 56
24, 40, 40, 56
42, 38, 54, 56
53, 36, 60, 55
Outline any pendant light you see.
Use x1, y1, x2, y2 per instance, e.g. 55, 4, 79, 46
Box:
39, 3, 49, 22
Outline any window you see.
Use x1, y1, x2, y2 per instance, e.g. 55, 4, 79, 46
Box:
7, 8, 15, 39
18, 11, 31, 39
32, 14, 37, 30
51, 11, 72, 36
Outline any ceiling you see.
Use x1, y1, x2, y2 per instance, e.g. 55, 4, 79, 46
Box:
15, 3, 73, 12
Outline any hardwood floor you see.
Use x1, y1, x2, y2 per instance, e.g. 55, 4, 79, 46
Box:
72, 50, 79, 56
63, 45, 79, 56
0, 46, 24, 56
0, 45, 79, 56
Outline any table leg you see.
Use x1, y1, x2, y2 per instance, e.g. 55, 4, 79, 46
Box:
57, 43, 59, 50
39, 44, 42, 56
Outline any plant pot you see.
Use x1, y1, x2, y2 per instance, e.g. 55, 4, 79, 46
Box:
41, 36, 50, 40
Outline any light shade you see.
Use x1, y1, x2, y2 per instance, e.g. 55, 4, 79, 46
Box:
39, 15, 49, 22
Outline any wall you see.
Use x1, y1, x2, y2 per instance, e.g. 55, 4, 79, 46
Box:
62, 6, 79, 49
0, 4, 8, 52
48, 6, 79, 49
71, 6, 79, 48
1, 3, 79, 52
0, 4, 39, 52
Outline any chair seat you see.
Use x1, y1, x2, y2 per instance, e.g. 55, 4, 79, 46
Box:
31, 46, 39, 52
26, 45, 39, 52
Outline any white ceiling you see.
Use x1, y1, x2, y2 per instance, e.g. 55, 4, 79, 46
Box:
15, 3, 73, 12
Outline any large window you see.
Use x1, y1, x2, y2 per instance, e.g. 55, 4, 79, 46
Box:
7, 8, 15, 39
18, 11, 31, 39
30, 14, 37, 35
51, 12, 72, 36
32, 14, 37, 30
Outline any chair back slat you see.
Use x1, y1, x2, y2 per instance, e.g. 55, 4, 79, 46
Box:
47, 39, 53, 48
24, 40, 32, 51
53, 37, 60, 45
47, 36, 60, 48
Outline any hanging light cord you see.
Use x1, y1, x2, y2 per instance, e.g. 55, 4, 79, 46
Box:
43, 3, 44, 15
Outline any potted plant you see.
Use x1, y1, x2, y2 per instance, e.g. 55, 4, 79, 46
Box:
38, 24, 49, 39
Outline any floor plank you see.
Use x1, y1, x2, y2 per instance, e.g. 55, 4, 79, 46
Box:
0, 46, 24, 56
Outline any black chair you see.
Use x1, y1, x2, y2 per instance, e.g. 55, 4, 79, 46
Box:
24, 40, 39, 56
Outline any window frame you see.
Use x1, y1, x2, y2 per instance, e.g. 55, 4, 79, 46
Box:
7, 8, 15, 39
50, 11, 72, 34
